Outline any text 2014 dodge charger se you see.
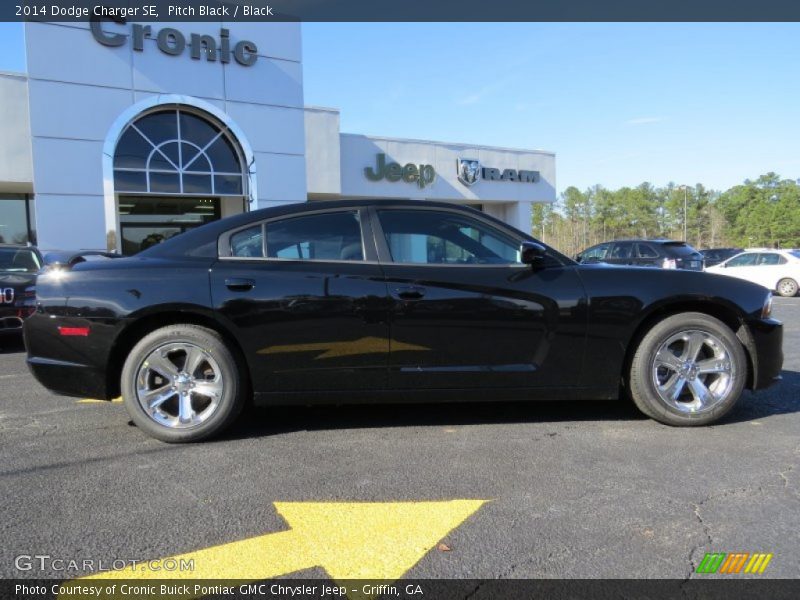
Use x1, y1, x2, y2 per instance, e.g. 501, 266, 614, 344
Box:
24, 200, 783, 442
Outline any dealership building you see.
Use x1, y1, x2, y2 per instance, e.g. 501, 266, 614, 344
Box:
0, 21, 555, 253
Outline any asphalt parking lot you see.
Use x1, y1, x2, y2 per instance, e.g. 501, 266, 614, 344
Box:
1, 298, 799, 587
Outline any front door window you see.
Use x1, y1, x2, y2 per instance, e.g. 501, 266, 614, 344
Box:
377, 209, 521, 265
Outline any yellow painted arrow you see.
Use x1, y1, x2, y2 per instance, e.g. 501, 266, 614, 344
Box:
77, 397, 122, 404
74, 500, 485, 599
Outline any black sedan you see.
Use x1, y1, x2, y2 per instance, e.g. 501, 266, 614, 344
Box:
24, 200, 783, 442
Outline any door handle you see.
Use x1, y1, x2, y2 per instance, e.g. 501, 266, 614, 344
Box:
395, 285, 426, 300
225, 278, 255, 292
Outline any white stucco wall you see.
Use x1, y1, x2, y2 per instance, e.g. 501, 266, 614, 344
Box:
0, 72, 33, 192
24, 21, 307, 250
304, 106, 341, 197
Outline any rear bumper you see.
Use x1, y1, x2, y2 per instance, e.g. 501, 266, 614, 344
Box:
26, 356, 108, 399
745, 317, 783, 390
23, 312, 118, 400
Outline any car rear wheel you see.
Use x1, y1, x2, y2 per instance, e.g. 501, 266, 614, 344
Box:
121, 324, 244, 442
776, 278, 798, 297
628, 312, 747, 426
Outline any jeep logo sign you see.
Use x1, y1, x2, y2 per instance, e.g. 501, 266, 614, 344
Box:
365, 154, 435, 189
457, 158, 539, 186
90, 16, 258, 66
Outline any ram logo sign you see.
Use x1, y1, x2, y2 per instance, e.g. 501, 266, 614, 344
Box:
455, 158, 539, 187
457, 158, 481, 186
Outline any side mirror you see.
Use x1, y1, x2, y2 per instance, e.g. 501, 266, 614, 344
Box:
520, 241, 547, 265
575, 254, 583, 262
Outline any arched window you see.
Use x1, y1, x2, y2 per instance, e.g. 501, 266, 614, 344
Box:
113, 108, 245, 196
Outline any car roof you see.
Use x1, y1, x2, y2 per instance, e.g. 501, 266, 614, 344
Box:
585, 239, 687, 248
739, 248, 788, 253
720, 249, 799, 262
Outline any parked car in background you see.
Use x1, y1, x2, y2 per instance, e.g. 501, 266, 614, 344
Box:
0, 244, 41, 336
0, 247, 121, 338
40, 250, 122, 272
705, 249, 800, 297
702, 247, 744, 268
576, 239, 705, 270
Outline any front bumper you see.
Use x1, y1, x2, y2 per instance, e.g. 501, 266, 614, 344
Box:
744, 317, 783, 390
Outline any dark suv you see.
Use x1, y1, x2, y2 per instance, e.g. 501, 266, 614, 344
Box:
576, 239, 705, 270
702, 247, 744, 268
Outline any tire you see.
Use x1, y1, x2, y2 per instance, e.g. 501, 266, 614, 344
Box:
628, 312, 747, 426
121, 324, 245, 442
776, 278, 798, 298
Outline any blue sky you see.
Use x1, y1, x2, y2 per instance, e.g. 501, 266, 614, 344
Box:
2, 22, 799, 193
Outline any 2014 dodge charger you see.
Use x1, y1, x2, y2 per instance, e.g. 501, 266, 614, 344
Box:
24, 200, 783, 442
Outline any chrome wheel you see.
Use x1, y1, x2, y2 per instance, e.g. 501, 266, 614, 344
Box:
135, 342, 224, 429
651, 329, 736, 414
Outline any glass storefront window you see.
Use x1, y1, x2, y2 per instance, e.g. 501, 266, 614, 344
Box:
118, 196, 220, 255
0, 194, 35, 245
114, 109, 245, 197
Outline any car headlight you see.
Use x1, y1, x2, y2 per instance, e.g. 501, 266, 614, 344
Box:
761, 293, 773, 319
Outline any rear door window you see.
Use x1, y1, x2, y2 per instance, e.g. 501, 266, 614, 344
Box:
757, 253, 787, 266
266, 211, 364, 261
609, 242, 634, 259
230, 225, 264, 258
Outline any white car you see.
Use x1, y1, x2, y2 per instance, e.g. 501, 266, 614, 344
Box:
706, 249, 800, 297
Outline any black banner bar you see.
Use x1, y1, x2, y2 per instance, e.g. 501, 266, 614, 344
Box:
4, 579, 800, 600
4, 0, 800, 22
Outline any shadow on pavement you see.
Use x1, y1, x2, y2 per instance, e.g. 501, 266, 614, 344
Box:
220, 370, 800, 442
222, 395, 643, 442
721, 369, 800, 424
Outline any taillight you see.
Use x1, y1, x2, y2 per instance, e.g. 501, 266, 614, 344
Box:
762, 294, 773, 319
662, 258, 677, 269
58, 326, 90, 337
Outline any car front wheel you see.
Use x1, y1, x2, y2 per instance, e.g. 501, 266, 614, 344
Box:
776, 278, 798, 297
121, 324, 245, 442
628, 312, 747, 426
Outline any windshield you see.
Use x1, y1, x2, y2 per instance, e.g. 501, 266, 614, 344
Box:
789, 250, 800, 260
0, 248, 41, 273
